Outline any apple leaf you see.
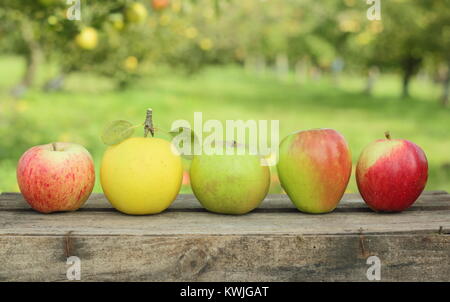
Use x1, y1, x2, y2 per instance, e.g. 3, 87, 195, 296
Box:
168, 126, 199, 160
101, 120, 135, 145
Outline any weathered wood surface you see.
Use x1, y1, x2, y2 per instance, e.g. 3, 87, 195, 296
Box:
0, 191, 449, 281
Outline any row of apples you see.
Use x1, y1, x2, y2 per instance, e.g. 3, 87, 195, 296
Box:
16, 121, 428, 215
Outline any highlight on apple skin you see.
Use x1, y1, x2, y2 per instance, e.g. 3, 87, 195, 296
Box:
277, 128, 352, 214
356, 132, 428, 212
16, 142, 95, 213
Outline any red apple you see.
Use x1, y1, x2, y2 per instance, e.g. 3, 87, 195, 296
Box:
356, 132, 428, 212
152, 0, 169, 11
17, 142, 95, 213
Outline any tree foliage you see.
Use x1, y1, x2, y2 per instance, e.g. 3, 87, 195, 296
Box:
0, 0, 448, 100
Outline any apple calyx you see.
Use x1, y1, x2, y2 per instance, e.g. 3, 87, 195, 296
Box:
144, 108, 155, 137
384, 131, 391, 140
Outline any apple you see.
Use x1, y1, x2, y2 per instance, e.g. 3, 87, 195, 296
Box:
182, 170, 190, 185
152, 0, 170, 11
75, 27, 98, 50
277, 129, 352, 213
100, 137, 183, 215
17, 142, 95, 213
109, 13, 125, 31
125, 2, 148, 24
356, 132, 428, 212
123, 56, 138, 72
190, 142, 270, 215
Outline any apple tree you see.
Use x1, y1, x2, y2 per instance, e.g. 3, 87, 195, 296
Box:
0, 0, 179, 92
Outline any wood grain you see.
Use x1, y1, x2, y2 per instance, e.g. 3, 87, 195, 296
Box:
1, 191, 450, 210
0, 234, 448, 281
0, 192, 449, 281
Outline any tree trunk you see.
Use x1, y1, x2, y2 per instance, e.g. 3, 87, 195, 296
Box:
275, 53, 289, 80
441, 63, 450, 107
294, 59, 307, 84
255, 54, 267, 76
401, 56, 422, 99
402, 71, 412, 98
23, 48, 40, 87
365, 66, 380, 95
11, 18, 41, 98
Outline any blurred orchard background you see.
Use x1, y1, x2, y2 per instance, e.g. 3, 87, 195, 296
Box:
0, 0, 449, 194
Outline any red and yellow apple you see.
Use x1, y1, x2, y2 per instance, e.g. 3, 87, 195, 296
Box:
17, 142, 95, 213
277, 129, 352, 213
356, 133, 428, 212
152, 0, 170, 11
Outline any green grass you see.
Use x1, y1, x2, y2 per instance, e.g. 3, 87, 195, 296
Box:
1, 55, 449, 194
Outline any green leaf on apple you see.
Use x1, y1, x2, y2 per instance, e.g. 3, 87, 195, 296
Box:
168, 126, 199, 160
101, 120, 135, 145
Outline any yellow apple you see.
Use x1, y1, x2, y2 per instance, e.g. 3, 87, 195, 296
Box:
125, 2, 148, 24
75, 27, 98, 50
109, 13, 125, 31
100, 137, 182, 215
123, 56, 138, 72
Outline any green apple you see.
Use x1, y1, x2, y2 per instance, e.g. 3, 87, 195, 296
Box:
190, 142, 270, 214
277, 128, 352, 213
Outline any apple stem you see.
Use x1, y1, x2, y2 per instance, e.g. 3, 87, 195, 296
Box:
384, 131, 391, 140
52, 143, 57, 151
144, 108, 154, 137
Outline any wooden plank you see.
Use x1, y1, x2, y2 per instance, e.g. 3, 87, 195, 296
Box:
0, 203, 449, 236
1, 191, 449, 281
1, 191, 450, 211
0, 192, 449, 236
0, 234, 448, 281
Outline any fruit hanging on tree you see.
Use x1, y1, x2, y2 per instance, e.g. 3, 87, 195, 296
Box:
152, 0, 170, 11
123, 56, 139, 72
125, 2, 148, 24
75, 27, 98, 50
109, 13, 125, 31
